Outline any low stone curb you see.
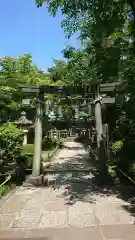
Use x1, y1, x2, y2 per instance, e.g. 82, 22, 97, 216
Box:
48, 145, 60, 161
42, 144, 63, 168
43, 138, 68, 164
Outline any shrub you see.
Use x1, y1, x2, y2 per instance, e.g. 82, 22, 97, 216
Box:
0, 184, 15, 197
19, 144, 34, 170
42, 136, 57, 150
0, 123, 23, 172
18, 152, 33, 169
108, 166, 117, 179
128, 163, 135, 179
110, 140, 123, 154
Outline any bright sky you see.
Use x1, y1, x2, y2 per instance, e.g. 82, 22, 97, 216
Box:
0, 0, 79, 71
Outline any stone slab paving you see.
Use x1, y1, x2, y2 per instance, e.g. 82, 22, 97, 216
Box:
0, 140, 135, 239
50, 140, 90, 168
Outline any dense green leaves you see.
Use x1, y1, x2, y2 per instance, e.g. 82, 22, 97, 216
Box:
35, 0, 134, 85
48, 59, 68, 83
0, 124, 23, 170
0, 54, 53, 123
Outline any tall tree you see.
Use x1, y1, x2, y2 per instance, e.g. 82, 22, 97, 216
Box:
48, 59, 67, 83
0, 54, 52, 123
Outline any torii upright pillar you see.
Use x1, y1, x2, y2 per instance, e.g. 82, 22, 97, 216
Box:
32, 90, 44, 177
93, 84, 108, 178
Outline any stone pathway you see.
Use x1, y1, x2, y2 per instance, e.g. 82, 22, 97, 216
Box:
0, 140, 135, 239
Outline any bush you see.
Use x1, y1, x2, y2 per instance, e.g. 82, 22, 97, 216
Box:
0, 123, 23, 172
0, 184, 15, 197
19, 144, 34, 170
18, 152, 33, 170
110, 140, 123, 154
108, 166, 117, 179
128, 163, 135, 179
42, 136, 57, 150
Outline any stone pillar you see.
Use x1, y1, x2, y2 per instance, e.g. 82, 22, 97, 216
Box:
93, 84, 108, 177
32, 91, 44, 177
45, 100, 49, 115
75, 104, 79, 119
58, 105, 62, 118
88, 104, 92, 116
51, 129, 53, 138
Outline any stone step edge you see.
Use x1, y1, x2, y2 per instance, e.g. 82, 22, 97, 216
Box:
43, 167, 97, 173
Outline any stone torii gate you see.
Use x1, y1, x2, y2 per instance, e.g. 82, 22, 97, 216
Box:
19, 83, 120, 182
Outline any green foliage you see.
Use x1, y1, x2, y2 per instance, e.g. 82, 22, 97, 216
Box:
18, 152, 33, 170
35, 0, 135, 89
48, 59, 68, 83
0, 184, 15, 197
129, 163, 135, 178
0, 53, 74, 124
35, 0, 130, 84
61, 104, 75, 120
108, 166, 117, 180
20, 144, 35, 170
0, 54, 53, 123
42, 136, 58, 150
0, 124, 23, 169
79, 113, 89, 119
110, 141, 123, 154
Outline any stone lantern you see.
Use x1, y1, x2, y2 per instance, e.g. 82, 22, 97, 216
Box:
15, 111, 32, 145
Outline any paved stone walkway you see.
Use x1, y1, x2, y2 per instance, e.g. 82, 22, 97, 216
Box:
0, 140, 135, 239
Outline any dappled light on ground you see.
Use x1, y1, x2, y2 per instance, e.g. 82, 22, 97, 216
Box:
0, 140, 135, 236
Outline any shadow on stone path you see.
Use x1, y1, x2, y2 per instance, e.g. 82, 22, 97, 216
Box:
45, 141, 135, 216
0, 139, 135, 239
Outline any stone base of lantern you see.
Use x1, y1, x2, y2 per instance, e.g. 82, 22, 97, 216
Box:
23, 174, 43, 187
